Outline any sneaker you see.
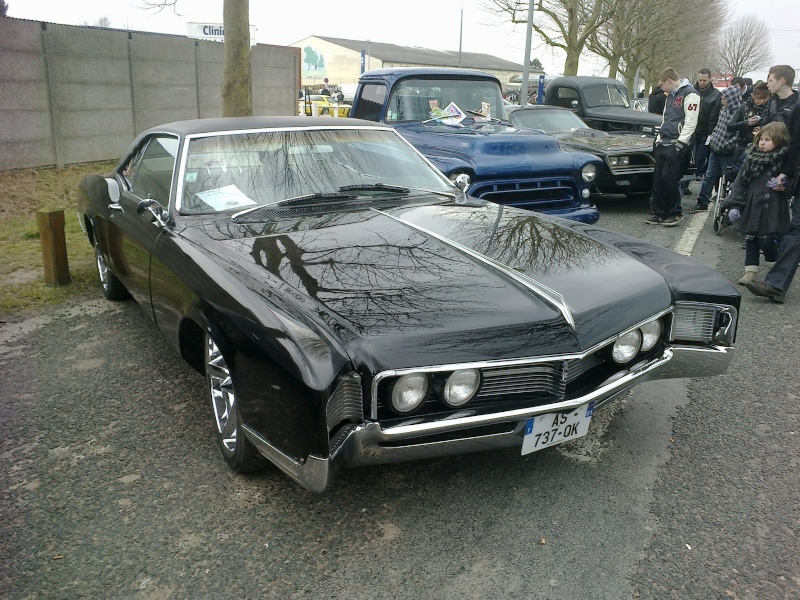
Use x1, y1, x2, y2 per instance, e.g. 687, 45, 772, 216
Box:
645, 215, 664, 225
662, 214, 683, 227
688, 203, 708, 213
745, 281, 785, 303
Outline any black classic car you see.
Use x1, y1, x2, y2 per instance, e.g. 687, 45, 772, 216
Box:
544, 76, 662, 135
77, 117, 739, 492
508, 105, 655, 198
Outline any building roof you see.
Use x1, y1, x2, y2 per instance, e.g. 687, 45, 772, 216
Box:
311, 36, 525, 71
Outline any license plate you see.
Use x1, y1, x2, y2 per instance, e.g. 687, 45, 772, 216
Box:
521, 401, 595, 455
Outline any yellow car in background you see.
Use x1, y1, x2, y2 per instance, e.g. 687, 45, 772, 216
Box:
298, 95, 352, 117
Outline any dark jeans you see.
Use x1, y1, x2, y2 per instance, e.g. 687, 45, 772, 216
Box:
652, 143, 688, 218
698, 152, 734, 206
745, 237, 779, 266
765, 186, 800, 292
694, 137, 710, 178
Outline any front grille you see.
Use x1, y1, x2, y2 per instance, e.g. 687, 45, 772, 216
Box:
477, 363, 565, 400
469, 178, 579, 210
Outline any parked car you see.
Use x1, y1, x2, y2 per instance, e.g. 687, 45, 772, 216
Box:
298, 94, 351, 117
77, 116, 740, 492
508, 105, 655, 198
349, 68, 602, 223
544, 76, 662, 135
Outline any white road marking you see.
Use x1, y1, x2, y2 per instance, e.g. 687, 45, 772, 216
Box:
672, 209, 710, 256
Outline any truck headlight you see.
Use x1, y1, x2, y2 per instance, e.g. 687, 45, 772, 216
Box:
581, 164, 597, 182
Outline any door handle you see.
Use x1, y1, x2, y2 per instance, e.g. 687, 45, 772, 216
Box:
109, 203, 123, 211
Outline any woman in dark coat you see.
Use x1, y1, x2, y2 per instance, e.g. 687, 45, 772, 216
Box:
728, 82, 770, 150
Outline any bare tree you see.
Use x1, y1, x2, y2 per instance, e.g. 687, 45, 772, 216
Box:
588, 0, 724, 92
715, 15, 773, 77
142, 0, 252, 117
96, 16, 112, 27
484, 0, 618, 76
1, 0, 10, 16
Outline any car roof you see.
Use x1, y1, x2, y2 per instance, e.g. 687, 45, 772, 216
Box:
141, 116, 386, 137
358, 67, 500, 84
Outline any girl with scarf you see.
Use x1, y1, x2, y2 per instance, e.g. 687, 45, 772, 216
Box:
722, 122, 792, 284
691, 85, 742, 212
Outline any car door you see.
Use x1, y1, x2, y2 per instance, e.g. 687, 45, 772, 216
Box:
109, 134, 179, 317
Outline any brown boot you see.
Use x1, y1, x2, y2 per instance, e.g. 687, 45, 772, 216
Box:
738, 266, 758, 285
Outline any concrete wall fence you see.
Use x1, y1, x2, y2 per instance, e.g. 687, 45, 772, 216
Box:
0, 17, 300, 171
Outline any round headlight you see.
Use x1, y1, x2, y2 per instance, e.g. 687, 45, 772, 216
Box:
443, 369, 480, 407
391, 373, 428, 414
581, 163, 597, 182
612, 330, 642, 364
640, 320, 662, 351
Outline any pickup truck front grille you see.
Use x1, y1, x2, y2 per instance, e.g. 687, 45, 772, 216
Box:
469, 177, 580, 211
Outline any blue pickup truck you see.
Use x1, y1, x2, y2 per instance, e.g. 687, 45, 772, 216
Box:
348, 67, 602, 223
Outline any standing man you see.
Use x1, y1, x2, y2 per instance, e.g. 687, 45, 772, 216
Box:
646, 68, 700, 226
745, 65, 800, 302
694, 68, 722, 180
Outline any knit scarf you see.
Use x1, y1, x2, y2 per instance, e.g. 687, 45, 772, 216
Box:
709, 88, 741, 154
740, 145, 790, 182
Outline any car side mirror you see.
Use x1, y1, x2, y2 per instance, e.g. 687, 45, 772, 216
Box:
570, 99, 579, 110
137, 198, 171, 227
454, 173, 470, 192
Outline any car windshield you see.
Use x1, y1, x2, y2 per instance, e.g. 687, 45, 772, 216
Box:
510, 109, 589, 133
385, 78, 506, 122
179, 128, 454, 214
583, 85, 630, 109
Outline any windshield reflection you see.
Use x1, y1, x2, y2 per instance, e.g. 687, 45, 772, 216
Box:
179, 128, 453, 214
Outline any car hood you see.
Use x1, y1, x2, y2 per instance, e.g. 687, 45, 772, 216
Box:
582, 106, 662, 126
189, 199, 671, 372
551, 131, 653, 153
392, 123, 574, 177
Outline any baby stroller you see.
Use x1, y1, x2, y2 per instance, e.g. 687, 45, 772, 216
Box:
711, 151, 745, 235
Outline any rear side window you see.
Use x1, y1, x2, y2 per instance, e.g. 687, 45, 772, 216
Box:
352, 84, 386, 121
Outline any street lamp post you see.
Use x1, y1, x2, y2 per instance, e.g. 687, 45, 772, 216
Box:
518, 0, 535, 105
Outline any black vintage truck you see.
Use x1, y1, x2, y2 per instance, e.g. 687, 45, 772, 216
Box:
544, 76, 662, 136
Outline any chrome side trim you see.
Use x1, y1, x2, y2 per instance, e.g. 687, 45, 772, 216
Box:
370, 207, 576, 330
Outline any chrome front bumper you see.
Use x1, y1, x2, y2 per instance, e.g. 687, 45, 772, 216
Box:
243, 344, 734, 493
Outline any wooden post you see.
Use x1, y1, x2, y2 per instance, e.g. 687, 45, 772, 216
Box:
36, 208, 71, 286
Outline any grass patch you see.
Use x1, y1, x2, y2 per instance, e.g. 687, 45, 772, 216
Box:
0, 161, 117, 318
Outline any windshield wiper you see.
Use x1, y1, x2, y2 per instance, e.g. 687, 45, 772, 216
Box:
338, 184, 411, 194
231, 192, 357, 220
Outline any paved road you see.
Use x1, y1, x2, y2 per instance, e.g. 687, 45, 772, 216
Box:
2, 186, 798, 599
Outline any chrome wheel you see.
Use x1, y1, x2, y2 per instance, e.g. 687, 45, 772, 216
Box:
93, 241, 128, 300
206, 335, 238, 457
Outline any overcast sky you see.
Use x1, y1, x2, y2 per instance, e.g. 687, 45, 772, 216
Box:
9, 0, 800, 79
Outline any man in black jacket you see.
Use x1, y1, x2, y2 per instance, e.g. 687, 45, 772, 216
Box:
693, 68, 722, 180
745, 65, 800, 303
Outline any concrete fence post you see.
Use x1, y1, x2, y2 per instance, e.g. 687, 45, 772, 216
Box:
36, 208, 71, 286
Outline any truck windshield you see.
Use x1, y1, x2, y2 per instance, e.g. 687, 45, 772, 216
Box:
385, 78, 506, 123
583, 85, 630, 109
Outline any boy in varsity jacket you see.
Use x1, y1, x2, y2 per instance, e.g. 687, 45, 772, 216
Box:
646, 68, 700, 226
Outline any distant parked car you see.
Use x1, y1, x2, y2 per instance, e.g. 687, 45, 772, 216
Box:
76, 116, 740, 492
298, 94, 351, 117
508, 105, 655, 198
544, 76, 662, 135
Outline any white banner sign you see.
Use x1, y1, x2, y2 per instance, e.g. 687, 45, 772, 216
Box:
187, 22, 257, 44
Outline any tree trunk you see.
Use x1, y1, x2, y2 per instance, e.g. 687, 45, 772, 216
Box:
563, 50, 580, 77
222, 0, 252, 117
608, 56, 620, 79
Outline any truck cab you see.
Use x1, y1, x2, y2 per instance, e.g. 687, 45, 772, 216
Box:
544, 76, 662, 136
348, 68, 602, 224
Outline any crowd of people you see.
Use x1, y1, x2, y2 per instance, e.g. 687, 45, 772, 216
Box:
646, 64, 800, 303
